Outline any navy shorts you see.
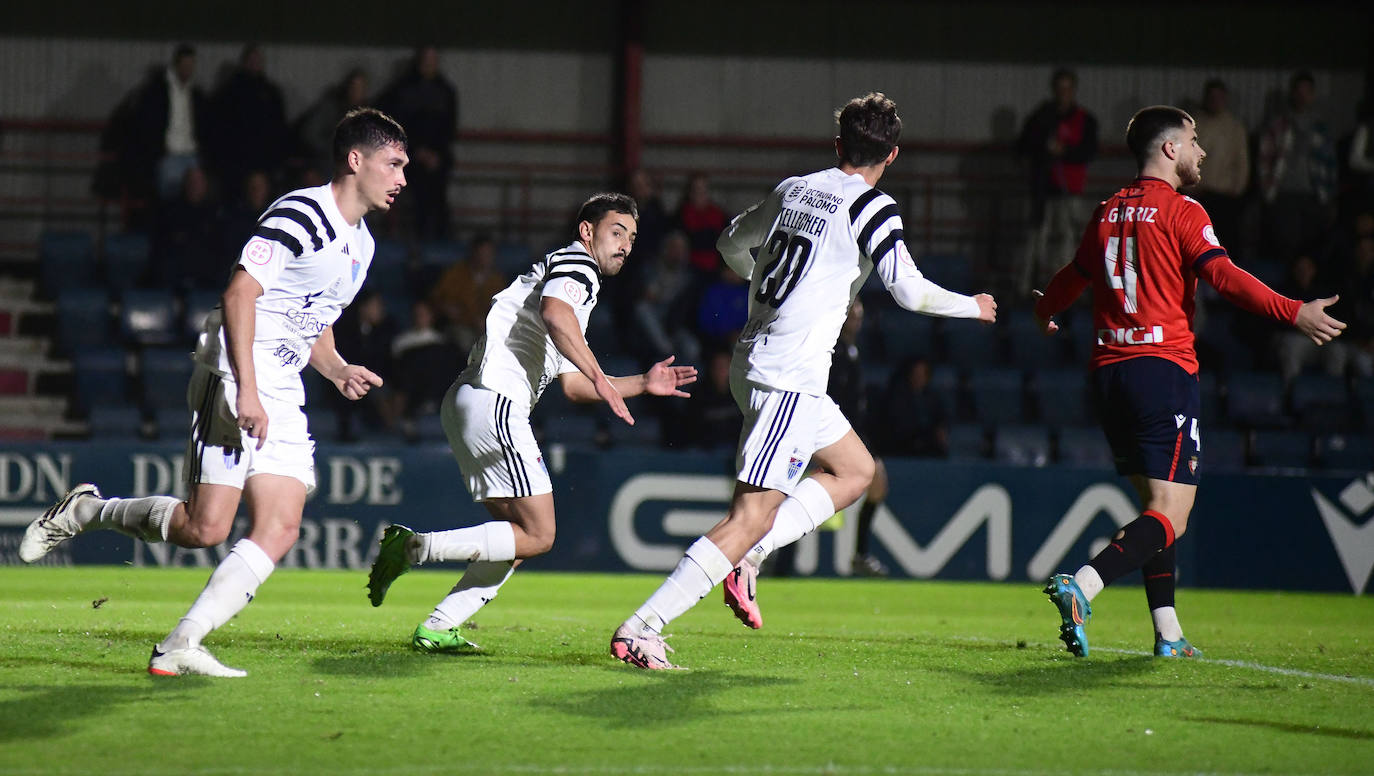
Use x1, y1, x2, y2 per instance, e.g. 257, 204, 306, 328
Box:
1091, 357, 1202, 485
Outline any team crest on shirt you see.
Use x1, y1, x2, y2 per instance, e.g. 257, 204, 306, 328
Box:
1189, 457, 1198, 474
787, 455, 804, 480
1203, 225, 1220, 247
351, 257, 360, 282
537, 456, 547, 474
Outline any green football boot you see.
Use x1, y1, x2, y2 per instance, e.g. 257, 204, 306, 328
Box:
412, 624, 480, 654
367, 524, 417, 607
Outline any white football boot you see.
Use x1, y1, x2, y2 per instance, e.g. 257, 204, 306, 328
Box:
19, 483, 101, 563
148, 645, 247, 678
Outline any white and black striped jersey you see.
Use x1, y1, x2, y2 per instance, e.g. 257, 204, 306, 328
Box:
194, 182, 374, 406
718, 167, 980, 395
457, 241, 602, 408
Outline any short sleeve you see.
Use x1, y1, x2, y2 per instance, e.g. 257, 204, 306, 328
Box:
542, 259, 600, 308
237, 234, 294, 292
1177, 197, 1228, 269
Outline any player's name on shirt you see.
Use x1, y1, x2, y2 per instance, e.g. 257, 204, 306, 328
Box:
1101, 205, 1159, 224
778, 206, 830, 239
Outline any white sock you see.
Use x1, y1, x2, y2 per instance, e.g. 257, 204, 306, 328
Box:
419, 521, 517, 564
743, 478, 834, 568
423, 561, 516, 631
629, 537, 733, 634
158, 538, 274, 651
1151, 606, 1183, 642
1074, 565, 1105, 602
90, 496, 178, 542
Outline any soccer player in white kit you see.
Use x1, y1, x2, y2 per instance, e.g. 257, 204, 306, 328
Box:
20, 108, 409, 677
365, 193, 698, 653
610, 93, 998, 669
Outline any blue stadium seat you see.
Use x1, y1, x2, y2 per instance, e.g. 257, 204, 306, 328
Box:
1205, 429, 1248, 471
1032, 368, 1092, 427
876, 312, 936, 363
103, 232, 152, 291
154, 407, 191, 439
968, 367, 1025, 425
56, 288, 114, 352
1055, 426, 1113, 467
947, 424, 989, 461
40, 230, 96, 297
1225, 371, 1288, 428
1317, 433, 1374, 472
418, 239, 466, 268
942, 322, 1001, 370
73, 347, 129, 409
918, 254, 973, 293
1248, 430, 1313, 470
497, 241, 535, 276
993, 425, 1051, 467
139, 348, 194, 410
183, 289, 220, 341
1289, 374, 1353, 432
120, 289, 179, 347
86, 405, 145, 438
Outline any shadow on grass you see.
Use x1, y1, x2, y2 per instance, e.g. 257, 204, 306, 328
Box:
947, 652, 1160, 696
1183, 716, 1374, 740
529, 669, 799, 728
311, 647, 492, 677
0, 682, 202, 744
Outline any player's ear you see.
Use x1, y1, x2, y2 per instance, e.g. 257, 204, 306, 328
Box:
348, 148, 363, 174
833, 136, 843, 159
578, 219, 595, 244
885, 146, 900, 166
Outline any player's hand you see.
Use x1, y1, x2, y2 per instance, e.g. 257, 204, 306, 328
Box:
644, 355, 698, 398
973, 293, 997, 323
336, 364, 384, 400
236, 393, 270, 450
1031, 289, 1059, 335
1295, 295, 1346, 346
594, 374, 634, 426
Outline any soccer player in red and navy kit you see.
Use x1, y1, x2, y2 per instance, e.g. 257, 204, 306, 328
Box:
1033, 106, 1345, 658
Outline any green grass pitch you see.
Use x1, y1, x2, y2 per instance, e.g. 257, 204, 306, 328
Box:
1, 566, 1371, 775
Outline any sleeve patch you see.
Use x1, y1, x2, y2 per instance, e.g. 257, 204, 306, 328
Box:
1203, 224, 1220, 247
245, 238, 273, 265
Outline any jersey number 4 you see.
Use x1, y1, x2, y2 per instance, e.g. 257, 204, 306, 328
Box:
755, 230, 813, 308
1105, 235, 1139, 313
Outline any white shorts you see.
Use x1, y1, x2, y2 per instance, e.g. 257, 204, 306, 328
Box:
442, 381, 553, 501
184, 366, 317, 493
731, 375, 851, 495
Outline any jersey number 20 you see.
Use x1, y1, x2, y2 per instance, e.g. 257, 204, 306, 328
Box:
755, 230, 813, 308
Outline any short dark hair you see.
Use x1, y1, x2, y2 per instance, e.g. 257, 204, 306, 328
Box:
835, 92, 902, 168
576, 192, 638, 228
1125, 105, 1194, 167
172, 43, 195, 62
1051, 68, 1077, 88
332, 107, 407, 170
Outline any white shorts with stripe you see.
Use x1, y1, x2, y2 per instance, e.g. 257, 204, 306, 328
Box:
730, 373, 851, 495
184, 365, 317, 493
442, 381, 552, 501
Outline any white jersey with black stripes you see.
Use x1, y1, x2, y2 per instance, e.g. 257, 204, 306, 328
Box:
193, 182, 373, 406
717, 167, 980, 395
457, 241, 603, 409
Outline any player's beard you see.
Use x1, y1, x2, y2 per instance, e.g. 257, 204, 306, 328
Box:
1178, 157, 1201, 187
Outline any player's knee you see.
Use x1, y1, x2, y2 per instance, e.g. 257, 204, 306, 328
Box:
525, 526, 555, 556
182, 519, 232, 548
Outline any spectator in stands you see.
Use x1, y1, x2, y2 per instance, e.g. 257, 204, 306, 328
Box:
1335, 234, 1374, 379
127, 43, 210, 202
379, 46, 458, 240
1274, 254, 1349, 385
694, 265, 749, 352
429, 233, 506, 352
1345, 100, 1374, 217
207, 44, 289, 199
332, 290, 399, 442
295, 68, 369, 185
676, 172, 728, 282
1258, 71, 1338, 263
1192, 79, 1250, 253
633, 231, 700, 364
1017, 68, 1099, 295
675, 348, 739, 451
219, 170, 272, 263
605, 168, 673, 351
873, 356, 949, 459
392, 299, 460, 443
153, 165, 221, 290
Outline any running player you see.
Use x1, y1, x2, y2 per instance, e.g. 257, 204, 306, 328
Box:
1035, 105, 1345, 658
21, 108, 408, 677
610, 93, 997, 669
365, 193, 697, 654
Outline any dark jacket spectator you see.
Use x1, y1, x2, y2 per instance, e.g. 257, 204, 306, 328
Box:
207, 44, 290, 197
379, 46, 458, 240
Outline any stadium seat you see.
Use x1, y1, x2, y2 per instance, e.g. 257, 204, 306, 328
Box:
39, 230, 96, 297
56, 288, 114, 352
183, 289, 221, 341
120, 289, 179, 347
1205, 429, 1248, 471
1055, 426, 1113, 467
153, 407, 191, 439
138, 348, 194, 410
918, 254, 973, 293
103, 232, 152, 291
1317, 433, 1374, 472
1248, 430, 1313, 470
968, 367, 1025, 425
876, 311, 936, 363
368, 238, 410, 297
73, 347, 130, 410
1031, 367, 1092, 427
497, 241, 535, 276
942, 322, 1001, 370
947, 423, 989, 461
1289, 374, 1353, 432
1225, 371, 1289, 428
86, 405, 145, 438
993, 425, 1051, 467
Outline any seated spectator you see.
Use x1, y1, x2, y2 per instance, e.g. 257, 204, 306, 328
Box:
1335, 235, 1374, 379
633, 231, 700, 364
676, 172, 727, 282
1275, 254, 1349, 385
694, 266, 749, 352
392, 299, 460, 442
873, 356, 949, 458
153, 165, 220, 290
669, 348, 738, 451
428, 233, 506, 351
219, 170, 272, 262
332, 291, 399, 441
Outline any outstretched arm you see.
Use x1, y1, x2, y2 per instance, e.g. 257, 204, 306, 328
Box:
560, 355, 698, 402
1197, 256, 1344, 345
541, 296, 633, 425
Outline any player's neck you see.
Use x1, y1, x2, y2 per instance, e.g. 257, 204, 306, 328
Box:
838, 162, 886, 188
1138, 163, 1181, 190
330, 179, 367, 226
